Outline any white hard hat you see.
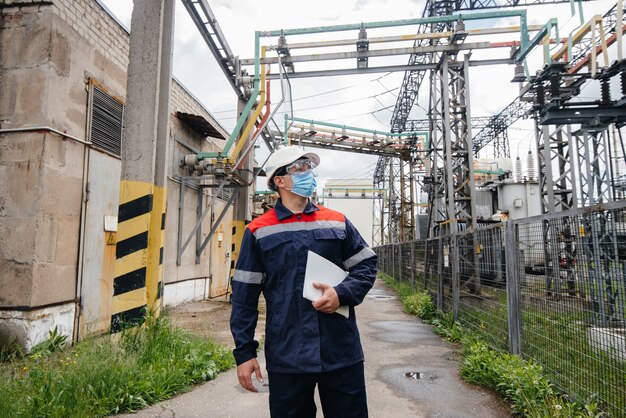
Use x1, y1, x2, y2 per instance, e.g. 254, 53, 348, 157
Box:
264, 146, 320, 190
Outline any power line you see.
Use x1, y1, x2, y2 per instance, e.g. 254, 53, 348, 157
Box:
209, 73, 396, 114
216, 90, 397, 121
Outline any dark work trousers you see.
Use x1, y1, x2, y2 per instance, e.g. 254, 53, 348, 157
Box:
268, 362, 368, 418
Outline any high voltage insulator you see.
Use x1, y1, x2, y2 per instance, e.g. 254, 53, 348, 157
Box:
527, 150, 536, 182
515, 156, 523, 183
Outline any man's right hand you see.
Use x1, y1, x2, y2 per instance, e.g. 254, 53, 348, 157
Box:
236, 358, 264, 392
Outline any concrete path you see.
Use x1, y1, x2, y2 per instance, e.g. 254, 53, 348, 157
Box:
118, 280, 510, 418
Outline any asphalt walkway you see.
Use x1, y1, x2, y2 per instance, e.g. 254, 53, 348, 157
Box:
118, 280, 510, 417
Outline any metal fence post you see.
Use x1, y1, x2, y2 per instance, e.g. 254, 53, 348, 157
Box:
399, 243, 403, 282
392, 243, 396, 279
451, 234, 460, 320
437, 238, 444, 311
505, 221, 522, 355
410, 242, 415, 287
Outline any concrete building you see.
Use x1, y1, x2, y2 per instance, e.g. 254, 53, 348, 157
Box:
0, 0, 237, 349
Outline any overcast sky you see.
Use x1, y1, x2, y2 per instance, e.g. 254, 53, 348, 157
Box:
99, 0, 619, 193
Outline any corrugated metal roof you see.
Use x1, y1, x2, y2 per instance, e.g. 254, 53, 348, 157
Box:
176, 111, 226, 140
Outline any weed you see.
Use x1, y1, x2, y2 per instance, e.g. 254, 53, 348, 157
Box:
402, 291, 437, 320
0, 337, 24, 363
29, 327, 68, 359
431, 313, 463, 342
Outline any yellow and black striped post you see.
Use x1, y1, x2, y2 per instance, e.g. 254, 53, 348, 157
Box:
111, 182, 153, 332
146, 185, 166, 315
111, 0, 174, 332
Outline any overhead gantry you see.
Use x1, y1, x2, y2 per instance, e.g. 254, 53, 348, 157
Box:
179, 0, 625, 283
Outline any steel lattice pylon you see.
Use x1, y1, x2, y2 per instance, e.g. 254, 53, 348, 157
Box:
535, 122, 577, 213
576, 127, 614, 207
380, 0, 599, 245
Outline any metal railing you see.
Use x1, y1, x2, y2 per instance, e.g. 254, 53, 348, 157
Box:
375, 201, 626, 416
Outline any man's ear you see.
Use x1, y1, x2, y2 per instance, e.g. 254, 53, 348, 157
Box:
273, 175, 285, 189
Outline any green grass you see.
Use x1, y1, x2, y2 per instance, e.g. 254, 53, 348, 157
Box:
0, 313, 235, 418
521, 307, 626, 417
460, 338, 606, 417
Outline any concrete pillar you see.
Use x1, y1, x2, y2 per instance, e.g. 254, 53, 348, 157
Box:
111, 0, 174, 332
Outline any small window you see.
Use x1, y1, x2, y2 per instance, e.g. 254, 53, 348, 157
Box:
88, 84, 124, 156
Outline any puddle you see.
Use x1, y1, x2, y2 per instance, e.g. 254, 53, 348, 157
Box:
366, 294, 395, 300
405, 371, 422, 380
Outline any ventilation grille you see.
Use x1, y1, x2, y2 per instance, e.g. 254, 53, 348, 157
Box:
91, 86, 124, 156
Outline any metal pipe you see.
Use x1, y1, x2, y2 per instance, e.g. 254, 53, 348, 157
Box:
244, 41, 496, 65
179, 180, 228, 259
229, 46, 268, 163
176, 178, 186, 266
233, 62, 288, 171
263, 58, 514, 79
516, 18, 558, 62
198, 190, 238, 254
259, 9, 527, 37
0, 126, 90, 145
234, 78, 272, 170
273, 25, 543, 50
618, 0, 624, 61
198, 32, 262, 159
289, 117, 425, 138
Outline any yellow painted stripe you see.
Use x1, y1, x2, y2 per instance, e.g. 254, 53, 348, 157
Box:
229, 220, 246, 277
118, 180, 154, 204
114, 250, 147, 278
112, 288, 147, 315
146, 185, 166, 310
117, 213, 151, 242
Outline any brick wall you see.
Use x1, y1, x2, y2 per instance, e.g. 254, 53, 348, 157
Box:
50, 0, 129, 75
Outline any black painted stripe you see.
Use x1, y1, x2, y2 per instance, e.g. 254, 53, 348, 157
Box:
161, 212, 166, 230
118, 195, 153, 223
231, 243, 236, 252
116, 231, 148, 259
110, 305, 146, 333
157, 281, 162, 300
232, 226, 236, 235
230, 260, 235, 269
159, 247, 163, 265
113, 267, 146, 296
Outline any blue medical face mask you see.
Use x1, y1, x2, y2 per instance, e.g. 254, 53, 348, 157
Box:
288, 170, 317, 197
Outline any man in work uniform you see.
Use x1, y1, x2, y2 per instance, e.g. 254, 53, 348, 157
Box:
230, 146, 377, 417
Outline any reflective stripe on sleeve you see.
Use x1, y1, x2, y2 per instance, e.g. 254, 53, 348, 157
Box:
254, 220, 345, 240
233, 269, 265, 284
343, 247, 376, 269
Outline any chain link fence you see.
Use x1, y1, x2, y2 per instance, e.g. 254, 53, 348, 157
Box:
374, 201, 626, 416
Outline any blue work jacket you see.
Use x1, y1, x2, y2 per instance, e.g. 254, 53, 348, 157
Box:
230, 199, 377, 373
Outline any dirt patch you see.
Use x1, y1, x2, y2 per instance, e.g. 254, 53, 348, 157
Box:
166, 295, 266, 348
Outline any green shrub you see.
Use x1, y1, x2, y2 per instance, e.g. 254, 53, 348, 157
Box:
402, 291, 437, 321
29, 327, 69, 359
431, 313, 463, 342
460, 338, 605, 417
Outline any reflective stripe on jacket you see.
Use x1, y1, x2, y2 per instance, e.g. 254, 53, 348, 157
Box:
230, 199, 377, 373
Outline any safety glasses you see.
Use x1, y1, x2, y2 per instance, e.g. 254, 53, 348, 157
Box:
285, 159, 318, 175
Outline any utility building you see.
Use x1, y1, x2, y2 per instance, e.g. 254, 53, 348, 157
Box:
0, 0, 237, 349
321, 179, 377, 246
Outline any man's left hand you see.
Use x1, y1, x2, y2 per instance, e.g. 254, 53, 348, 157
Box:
312, 282, 340, 314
